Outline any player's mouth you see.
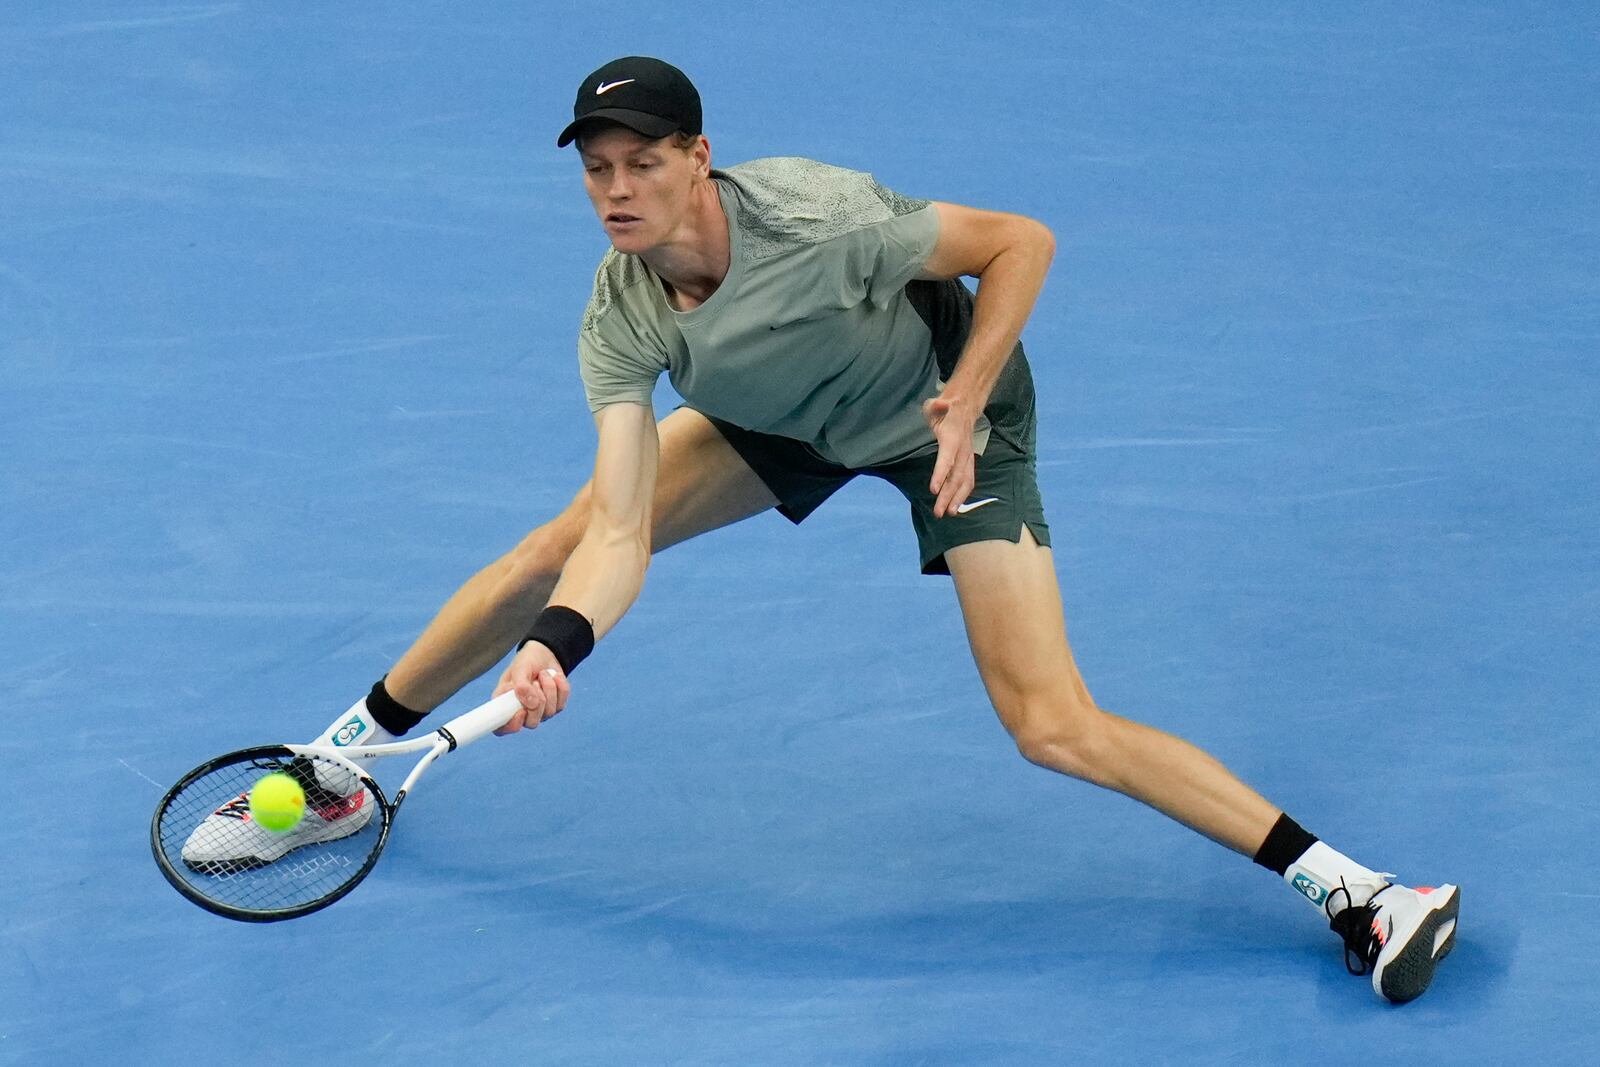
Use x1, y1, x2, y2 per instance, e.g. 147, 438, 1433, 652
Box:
605, 212, 642, 230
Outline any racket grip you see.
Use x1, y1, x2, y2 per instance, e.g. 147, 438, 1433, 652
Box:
437, 691, 527, 749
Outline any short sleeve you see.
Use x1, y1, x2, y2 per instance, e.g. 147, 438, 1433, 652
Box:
859, 200, 941, 308
577, 323, 664, 412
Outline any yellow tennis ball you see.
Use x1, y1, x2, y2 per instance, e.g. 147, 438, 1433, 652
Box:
249, 771, 306, 833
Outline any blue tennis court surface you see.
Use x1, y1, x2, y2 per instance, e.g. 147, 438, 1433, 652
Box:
3, 3, 1596, 1063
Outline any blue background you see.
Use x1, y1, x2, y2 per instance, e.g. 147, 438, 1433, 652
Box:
2, 2, 1596, 1063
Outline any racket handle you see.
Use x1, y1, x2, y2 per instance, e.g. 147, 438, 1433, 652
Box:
436, 691, 527, 750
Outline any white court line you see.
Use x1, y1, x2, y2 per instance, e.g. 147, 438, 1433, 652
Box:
118, 758, 166, 791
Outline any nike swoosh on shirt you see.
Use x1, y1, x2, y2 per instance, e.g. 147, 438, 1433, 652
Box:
954, 497, 1001, 515
596, 79, 635, 95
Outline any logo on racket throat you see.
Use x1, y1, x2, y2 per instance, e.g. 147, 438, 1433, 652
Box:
332, 716, 368, 747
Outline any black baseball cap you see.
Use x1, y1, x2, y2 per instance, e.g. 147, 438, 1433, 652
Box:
557, 56, 702, 148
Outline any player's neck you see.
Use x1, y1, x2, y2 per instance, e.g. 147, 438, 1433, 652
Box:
643, 179, 729, 312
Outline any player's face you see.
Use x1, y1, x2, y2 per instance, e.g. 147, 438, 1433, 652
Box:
578, 127, 706, 254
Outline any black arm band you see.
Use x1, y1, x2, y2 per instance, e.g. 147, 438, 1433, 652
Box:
516, 605, 596, 675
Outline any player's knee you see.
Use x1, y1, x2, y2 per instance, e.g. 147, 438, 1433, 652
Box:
1007, 695, 1116, 785
501, 494, 589, 595
504, 529, 567, 589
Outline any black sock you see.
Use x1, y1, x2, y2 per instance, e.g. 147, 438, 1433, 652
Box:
1252, 813, 1319, 876
366, 676, 427, 736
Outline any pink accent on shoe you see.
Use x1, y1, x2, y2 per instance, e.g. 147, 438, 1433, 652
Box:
312, 789, 366, 821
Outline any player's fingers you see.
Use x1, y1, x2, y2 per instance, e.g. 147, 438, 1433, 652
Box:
544, 667, 572, 714
937, 451, 975, 518
929, 439, 955, 496
512, 672, 548, 726
924, 399, 952, 491
536, 668, 562, 721
956, 454, 976, 506
933, 447, 957, 515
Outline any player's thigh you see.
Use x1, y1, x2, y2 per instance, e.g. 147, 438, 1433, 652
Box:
944, 528, 1095, 723
536, 408, 774, 561
648, 406, 779, 549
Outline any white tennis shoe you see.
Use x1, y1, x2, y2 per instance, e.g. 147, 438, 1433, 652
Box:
181, 777, 375, 873
1327, 879, 1460, 1003
307, 756, 364, 798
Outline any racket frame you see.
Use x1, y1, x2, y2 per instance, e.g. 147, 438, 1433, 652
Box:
150, 691, 524, 922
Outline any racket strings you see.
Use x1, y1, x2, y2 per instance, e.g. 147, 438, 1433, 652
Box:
153, 749, 387, 919
284, 754, 368, 813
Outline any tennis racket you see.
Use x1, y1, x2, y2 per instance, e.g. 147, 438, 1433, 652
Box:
150, 690, 524, 923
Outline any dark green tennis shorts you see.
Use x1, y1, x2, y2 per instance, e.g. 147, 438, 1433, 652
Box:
701, 414, 1051, 576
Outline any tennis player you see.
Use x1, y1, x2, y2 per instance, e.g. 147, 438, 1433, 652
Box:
210, 57, 1459, 1003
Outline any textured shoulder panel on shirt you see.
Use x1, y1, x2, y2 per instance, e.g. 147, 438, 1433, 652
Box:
581, 248, 655, 334
722, 157, 932, 261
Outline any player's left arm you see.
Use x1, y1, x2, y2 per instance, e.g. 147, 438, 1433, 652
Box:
915, 202, 1055, 518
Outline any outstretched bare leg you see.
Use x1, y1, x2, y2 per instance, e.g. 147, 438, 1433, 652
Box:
384, 408, 778, 712
945, 528, 1278, 854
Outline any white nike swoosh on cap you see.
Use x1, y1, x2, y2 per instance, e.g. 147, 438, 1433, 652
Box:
954, 497, 1001, 515
596, 79, 635, 95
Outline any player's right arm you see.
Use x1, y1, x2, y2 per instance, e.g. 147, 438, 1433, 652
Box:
493, 400, 659, 732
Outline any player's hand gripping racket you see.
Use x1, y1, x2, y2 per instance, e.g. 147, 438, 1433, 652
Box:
150, 690, 524, 922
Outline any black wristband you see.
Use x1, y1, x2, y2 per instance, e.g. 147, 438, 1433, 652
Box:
516, 605, 595, 675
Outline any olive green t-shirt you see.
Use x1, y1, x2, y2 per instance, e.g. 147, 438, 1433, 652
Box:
577, 156, 993, 468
